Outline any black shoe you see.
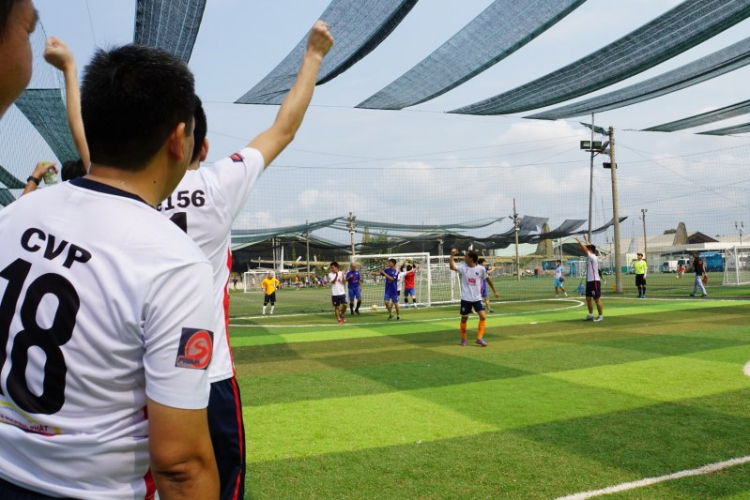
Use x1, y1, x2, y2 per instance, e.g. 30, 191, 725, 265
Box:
355, 309, 360, 315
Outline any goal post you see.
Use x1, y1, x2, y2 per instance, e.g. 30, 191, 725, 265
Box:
243, 269, 278, 293
350, 253, 432, 308
723, 246, 750, 286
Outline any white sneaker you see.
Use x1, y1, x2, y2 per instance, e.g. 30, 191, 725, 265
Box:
564, 292, 568, 297
583, 314, 594, 321
594, 316, 604, 322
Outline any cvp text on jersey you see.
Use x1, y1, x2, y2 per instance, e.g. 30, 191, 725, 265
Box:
20, 228, 92, 269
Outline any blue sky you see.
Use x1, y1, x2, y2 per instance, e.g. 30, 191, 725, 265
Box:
14, 0, 750, 244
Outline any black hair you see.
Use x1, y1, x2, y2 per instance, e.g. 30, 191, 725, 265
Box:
556, 259, 561, 264
191, 96, 207, 164
0, 0, 20, 39
406, 265, 413, 271
477, 257, 486, 265
61, 159, 86, 181
330, 261, 339, 269
81, 44, 195, 171
587, 244, 597, 253
466, 250, 479, 264
388, 258, 397, 265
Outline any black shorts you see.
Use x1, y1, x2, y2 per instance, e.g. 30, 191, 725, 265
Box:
635, 274, 646, 286
460, 299, 485, 316
263, 292, 276, 305
331, 294, 346, 307
207, 377, 246, 500
585, 281, 602, 299
0, 476, 68, 499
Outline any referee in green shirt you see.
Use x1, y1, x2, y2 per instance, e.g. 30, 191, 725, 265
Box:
633, 253, 648, 298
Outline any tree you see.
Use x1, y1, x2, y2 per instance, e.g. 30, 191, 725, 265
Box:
663, 229, 677, 235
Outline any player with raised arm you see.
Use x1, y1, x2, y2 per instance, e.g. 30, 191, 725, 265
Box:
0, 44, 219, 499
328, 262, 347, 324
345, 262, 362, 315
261, 271, 280, 315
576, 236, 604, 322
450, 249, 499, 346
156, 22, 333, 500
376, 258, 401, 320
402, 263, 418, 308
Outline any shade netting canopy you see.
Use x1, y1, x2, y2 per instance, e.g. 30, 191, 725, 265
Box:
134, 0, 207, 62
698, 121, 750, 136
357, 0, 586, 110
236, 0, 418, 105
14, 89, 78, 165
529, 36, 750, 120
450, 0, 750, 115
645, 98, 750, 132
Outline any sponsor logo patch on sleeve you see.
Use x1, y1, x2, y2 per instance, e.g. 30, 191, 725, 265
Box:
175, 328, 214, 370
229, 152, 244, 163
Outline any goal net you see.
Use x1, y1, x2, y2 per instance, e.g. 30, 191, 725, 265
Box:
350, 253, 432, 309
243, 269, 286, 293
723, 246, 750, 286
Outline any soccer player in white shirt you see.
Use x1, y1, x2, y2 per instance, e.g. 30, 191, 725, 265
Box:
575, 236, 604, 322
554, 259, 568, 297
328, 262, 347, 324
449, 249, 499, 346
157, 22, 333, 500
0, 45, 218, 498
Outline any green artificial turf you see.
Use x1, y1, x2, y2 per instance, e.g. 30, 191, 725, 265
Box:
230, 297, 750, 499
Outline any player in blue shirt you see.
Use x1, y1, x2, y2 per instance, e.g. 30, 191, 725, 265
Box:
376, 258, 401, 321
346, 262, 363, 315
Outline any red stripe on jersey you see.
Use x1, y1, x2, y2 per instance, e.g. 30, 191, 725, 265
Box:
143, 468, 156, 500
230, 376, 245, 500
225, 248, 235, 376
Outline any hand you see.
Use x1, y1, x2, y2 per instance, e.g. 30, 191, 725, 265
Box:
307, 21, 334, 59
32, 161, 57, 178
44, 36, 75, 72
494, 292, 500, 298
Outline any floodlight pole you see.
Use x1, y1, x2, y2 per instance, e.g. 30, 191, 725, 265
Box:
736, 221, 744, 246
513, 198, 520, 281
609, 126, 623, 294
587, 112, 595, 241
348, 212, 356, 259
641, 208, 648, 263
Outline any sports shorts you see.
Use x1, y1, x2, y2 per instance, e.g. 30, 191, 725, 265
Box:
348, 288, 361, 301
331, 295, 346, 307
263, 292, 276, 305
384, 290, 399, 303
585, 281, 602, 299
460, 299, 485, 316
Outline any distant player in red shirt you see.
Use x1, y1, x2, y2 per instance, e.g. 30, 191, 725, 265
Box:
402, 263, 418, 307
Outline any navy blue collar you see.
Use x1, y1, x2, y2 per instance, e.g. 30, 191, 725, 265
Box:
70, 177, 150, 207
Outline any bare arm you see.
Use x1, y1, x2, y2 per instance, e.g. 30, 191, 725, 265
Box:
449, 249, 458, 272
22, 161, 56, 196
486, 277, 500, 298
148, 399, 218, 500
574, 237, 589, 255
249, 21, 333, 166
44, 37, 90, 167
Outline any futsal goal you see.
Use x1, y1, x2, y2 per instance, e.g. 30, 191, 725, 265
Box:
723, 246, 750, 286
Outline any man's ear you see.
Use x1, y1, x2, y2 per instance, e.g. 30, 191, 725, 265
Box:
167, 122, 188, 162
200, 138, 209, 162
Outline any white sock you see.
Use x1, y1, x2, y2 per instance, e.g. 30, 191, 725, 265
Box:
262, 306, 266, 315
270, 306, 274, 315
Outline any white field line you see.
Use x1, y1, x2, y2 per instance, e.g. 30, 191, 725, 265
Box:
229, 299, 585, 329
553, 456, 750, 500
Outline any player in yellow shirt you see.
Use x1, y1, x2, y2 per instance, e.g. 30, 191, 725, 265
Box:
632, 253, 648, 298
261, 271, 281, 315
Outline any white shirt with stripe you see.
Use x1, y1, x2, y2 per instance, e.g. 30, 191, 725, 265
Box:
0, 179, 215, 499
457, 262, 487, 302
158, 148, 265, 383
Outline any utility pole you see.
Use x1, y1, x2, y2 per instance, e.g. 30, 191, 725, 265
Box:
736, 221, 744, 246
588, 112, 595, 241
609, 126, 623, 293
348, 212, 357, 259
641, 208, 648, 262
305, 219, 311, 278
513, 198, 520, 281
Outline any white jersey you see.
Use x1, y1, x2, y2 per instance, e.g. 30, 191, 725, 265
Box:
587, 252, 601, 282
397, 270, 405, 291
329, 271, 345, 295
158, 148, 264, 383
554, 265, 563, 279
0, 179, 214, 499
457, 263, 487, 302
